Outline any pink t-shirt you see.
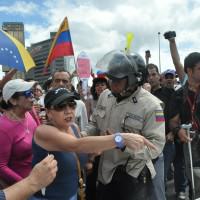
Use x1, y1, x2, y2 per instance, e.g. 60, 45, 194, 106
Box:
0, 112, 37, 185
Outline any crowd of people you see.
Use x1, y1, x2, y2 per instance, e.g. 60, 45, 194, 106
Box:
0, 33, 199, 200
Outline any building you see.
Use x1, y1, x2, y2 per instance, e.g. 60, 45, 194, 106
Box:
2, 22, 25, 79
2, 22, 25, 44
26, 32, 75, 86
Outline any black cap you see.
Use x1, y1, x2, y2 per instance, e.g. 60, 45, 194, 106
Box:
44, 88, 79, 108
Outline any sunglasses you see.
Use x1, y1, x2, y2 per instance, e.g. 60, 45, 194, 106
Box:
52, 101, 77, 111
17, 90, 33, 98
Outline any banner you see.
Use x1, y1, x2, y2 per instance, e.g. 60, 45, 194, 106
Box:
76, 51, 91, 79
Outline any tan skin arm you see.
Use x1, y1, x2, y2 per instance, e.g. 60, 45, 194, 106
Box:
4, 155, 57, 200
34, 125, 156, 153
145, 50, 151, 65
168, 38, 185, 82
170, 114, 191, 143
0, 69, 17, 90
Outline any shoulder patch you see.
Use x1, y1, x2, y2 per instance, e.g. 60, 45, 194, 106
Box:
155, 110, 165, 122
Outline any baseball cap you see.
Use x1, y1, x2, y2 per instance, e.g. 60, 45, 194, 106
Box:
44, 88, 79, 108
163, 69, 176, 77
3, 79, 35, 103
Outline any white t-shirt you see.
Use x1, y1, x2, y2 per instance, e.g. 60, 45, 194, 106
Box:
75, 100, 88, 131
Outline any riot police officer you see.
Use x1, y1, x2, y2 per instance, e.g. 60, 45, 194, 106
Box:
84, 50, 165, 200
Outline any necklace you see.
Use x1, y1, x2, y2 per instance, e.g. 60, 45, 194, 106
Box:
6, 111, 30, 134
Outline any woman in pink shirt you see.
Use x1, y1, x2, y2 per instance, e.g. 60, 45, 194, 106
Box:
0, 79, 37, 186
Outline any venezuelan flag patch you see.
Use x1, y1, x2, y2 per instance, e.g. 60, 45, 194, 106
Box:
155, 110, 165, 122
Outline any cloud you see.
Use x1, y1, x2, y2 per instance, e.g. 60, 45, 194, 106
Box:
22, 0, 200, 72
0, 1, 38, 15
25, 24, 51, 46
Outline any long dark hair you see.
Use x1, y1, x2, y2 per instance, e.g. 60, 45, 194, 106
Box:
90, 78, 109, 100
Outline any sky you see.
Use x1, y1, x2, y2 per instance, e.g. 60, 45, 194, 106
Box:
0, 0, 200, 78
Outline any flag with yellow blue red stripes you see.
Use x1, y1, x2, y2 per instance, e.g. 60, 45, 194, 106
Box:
155, 110, 165, 122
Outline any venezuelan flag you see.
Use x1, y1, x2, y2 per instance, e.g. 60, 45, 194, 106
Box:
0, 30, 35, 72
45, 17, 74, 67
155, 110, 165, 122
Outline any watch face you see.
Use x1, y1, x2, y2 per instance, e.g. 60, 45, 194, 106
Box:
115, 135, 122, 142
114, 133, 125, 149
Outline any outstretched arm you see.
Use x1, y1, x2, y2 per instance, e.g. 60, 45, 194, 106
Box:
34, 124, 156, 154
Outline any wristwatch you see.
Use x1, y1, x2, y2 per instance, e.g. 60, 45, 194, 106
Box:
114, 133, 125, 149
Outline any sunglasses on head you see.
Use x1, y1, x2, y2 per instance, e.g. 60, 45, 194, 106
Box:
16, 90, 33, 98
52, 101, 77, 111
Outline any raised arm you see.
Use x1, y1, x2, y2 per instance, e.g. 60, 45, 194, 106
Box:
145, 50, 151, 65
0, 69, 17, 90
167, 37, 185, 82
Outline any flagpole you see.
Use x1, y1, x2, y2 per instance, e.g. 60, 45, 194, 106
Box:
158, 32, 161, 73
72, 56, 80, 81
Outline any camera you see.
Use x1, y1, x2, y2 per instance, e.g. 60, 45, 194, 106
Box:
145, 50, 150, 54
164, 31, 176, 39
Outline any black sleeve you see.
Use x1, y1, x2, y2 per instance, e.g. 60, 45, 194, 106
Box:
168, 88, 183, 119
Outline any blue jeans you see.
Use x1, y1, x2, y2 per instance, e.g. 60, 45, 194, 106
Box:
163, 141, 176, 181
174, 141, 187, 193
150, 153, 166, 200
